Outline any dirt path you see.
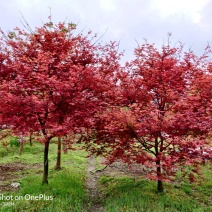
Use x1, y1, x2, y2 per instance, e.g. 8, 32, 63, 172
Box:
86, 156, 104, 212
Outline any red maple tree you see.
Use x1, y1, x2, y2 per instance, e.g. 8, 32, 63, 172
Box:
86, 40, 212, 192
0, 21, 121, 183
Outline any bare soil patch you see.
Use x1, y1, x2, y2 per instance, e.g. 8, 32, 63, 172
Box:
97, 158, 147, 179
0, 163, 41, 192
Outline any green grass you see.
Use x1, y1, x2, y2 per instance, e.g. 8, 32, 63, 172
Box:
99, 164, 212, 212
0, 139, 88, 212
0, 138, 87, 168
1, 137, 211, 212
1, 170, 86, 212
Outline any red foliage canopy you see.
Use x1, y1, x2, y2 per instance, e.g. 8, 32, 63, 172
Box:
0, 22, 121, 140
0, 21, 121, 183
86, 41, 212, 191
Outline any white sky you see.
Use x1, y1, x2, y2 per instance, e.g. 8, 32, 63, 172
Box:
0, 0, 212, 63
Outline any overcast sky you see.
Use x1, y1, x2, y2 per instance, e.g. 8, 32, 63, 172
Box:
1, 0, 212, 63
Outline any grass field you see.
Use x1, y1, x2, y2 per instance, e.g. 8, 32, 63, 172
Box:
0, 138, 211, 212
0, 140, 87, 212
99, 166, 212, 212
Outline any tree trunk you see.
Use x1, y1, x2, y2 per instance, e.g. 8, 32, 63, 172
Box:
157, 180, 163, 193
42, 140, 50, 184
55, 137, 62, 170
156, 159, 164, 192
63, 138, 68, 154
29, 133, 33, 146
19, 142, 24, 155
19, 135, 25, 155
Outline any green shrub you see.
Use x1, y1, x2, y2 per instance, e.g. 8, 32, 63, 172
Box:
9, 137, 20, 147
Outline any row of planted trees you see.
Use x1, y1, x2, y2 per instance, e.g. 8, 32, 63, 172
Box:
0, 20, 211, 192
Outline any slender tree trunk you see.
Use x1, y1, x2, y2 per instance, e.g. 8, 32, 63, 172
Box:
19, 134, 25, 155
19, 142, 24, 155
156, 159, 164, 192
29, 133, 33, 146
55, 137, 62, 170
42, 140, 50, 184
157, 180, 163, 193
63, 138, 68, 154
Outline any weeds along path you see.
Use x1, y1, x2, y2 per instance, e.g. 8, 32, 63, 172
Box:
86, 156, 104, 212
